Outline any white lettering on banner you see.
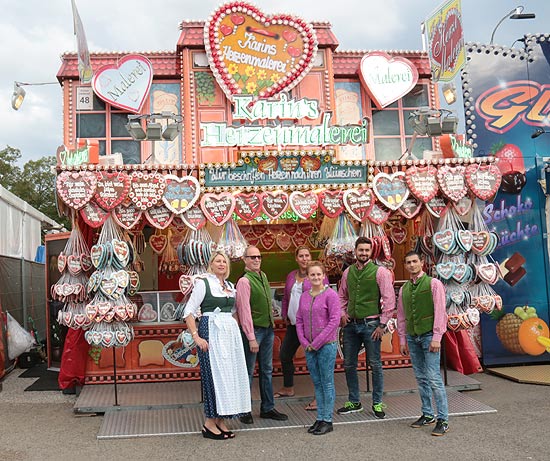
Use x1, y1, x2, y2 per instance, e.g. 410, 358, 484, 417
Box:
222, 46, 287, 72
238, 32, 277, 56
233, 93, 319, 121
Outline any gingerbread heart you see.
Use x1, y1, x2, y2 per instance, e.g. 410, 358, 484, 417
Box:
181, 207, 207, 231
425, 196, 447, 218
94, 171, 130, 211
433, 229, 455, 253
343, 188, 374, 222
276, 232, 292, 251
179, 275, 193, 296
405, 165, 439, 203
149, 233, 168, 254
162, 174, 200, 215
289, 190, 319, 220
234, 192, 263, 222
437, 165, 467, 202
319, 189, 344, 218
262, 191, 289, 220
145, 203, 174, 230
367, 202, 391, 225
200, 192, 236, 226
398, 196, 422, 219
372, 172, 409, 210
112, 202, 143, 230
465, 163, 502, 201
390, 225, 407, 245
56, 171, 97, 209
128, 172, 167, 211
260, 231, 276, 250
453, 196, 473, 216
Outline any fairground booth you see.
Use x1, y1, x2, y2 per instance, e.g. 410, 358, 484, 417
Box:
47, 2, 503, 385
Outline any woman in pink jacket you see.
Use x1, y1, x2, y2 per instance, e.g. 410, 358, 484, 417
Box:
296, 261, 341, 436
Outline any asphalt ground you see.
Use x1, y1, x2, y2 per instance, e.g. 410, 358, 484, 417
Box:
1, 368, 548, 461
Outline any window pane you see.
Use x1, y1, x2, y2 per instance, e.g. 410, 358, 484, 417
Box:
403, 84, 429, 108
111, 113, 131, 137
76, 113, 106, 137
404, 110, 417, 136
409, 136, 434, 157
99, 140, 106, 156
374, 138, 402, 161
372, 110, 400, 136
112, 140, 141, 164
92, 94, 106, 110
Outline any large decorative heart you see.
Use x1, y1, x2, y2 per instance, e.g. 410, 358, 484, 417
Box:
200, 192, 236, 226
129, 172, 167, 211
94, 171, 130, 211
405, 165, 439, 203
319, 190, 344, 218
204, 2, 318, 101
343, 188, 374, 222
289, 191, 319, 220
367, 202, 391, 225
80, 201, 110, 228
359, 51, 419, 109
162, 175, 200, 215
112, 202, 143, 230
181, 207, 207, 231
145, 203, 174, 230
372, 172, 409, 210
234, 192, 263, 221
465, 163, 502, 201
162, 339, 199, 368
91, 54, 153, 113
437, 165, 467, 202
262, 191, 289, 220
398, 196, 422, 219
56, 171, 97, 209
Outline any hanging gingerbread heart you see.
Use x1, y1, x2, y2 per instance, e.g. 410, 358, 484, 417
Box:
145, 203, 174, 229
234, 192, 263, 221
260, 230, 276, 250
405, 165, 439, 203
319, 189, 344, 218
149, 233, 168, 254
433, 229, 456, 253
200, 192, 236, 226
425, 196, 447, 218
181, 207, 207, 231
390, 225, 407, 245
56, 171, 97, 209
398, 196, 422, 219
276, 232, 292, 251
471, 231, 491, 255
262, 191, 289, 220
453, 196, 473, 216
112, 202, 143, 230
343, 188, 374, 222
465, 163, 502, 201
204, 2, 317, 102
162, 174, 200, 215
94, 171, 130, 211
367, 202, 391, 225
80, 201, 110, 228
292, 231, 309, 248
437, 165, 467, 202
372, 171, 409, 210
128, 171, 167, 211
179, 275, 194, 296
289, 191, 319, 220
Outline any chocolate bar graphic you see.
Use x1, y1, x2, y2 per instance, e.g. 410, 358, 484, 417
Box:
503, 266, 526, 286
505, 252, 526, 273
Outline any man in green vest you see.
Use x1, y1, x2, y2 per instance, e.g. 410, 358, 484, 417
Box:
397, 250, 449, 436
338, 236, 396, 419
236, 245, 288, 424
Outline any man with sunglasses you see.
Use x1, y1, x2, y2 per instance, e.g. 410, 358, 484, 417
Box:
236, 246, 288, 424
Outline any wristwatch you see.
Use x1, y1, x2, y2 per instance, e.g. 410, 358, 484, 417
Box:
378, 323, 386, 330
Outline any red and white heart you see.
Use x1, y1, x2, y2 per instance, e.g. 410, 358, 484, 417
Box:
91, 54, 153, 113
138, 303, 157, 322
425, 196, 447, 218
204, 2, 318, 101
477, 263, 499, 284
128, 172, 167, 211
367, 202, 391, 225
112, 239, 130, 265
466, 307, 480, 326
162, 175, 200, 215
67, 255, 82, 276
372, 172, 409, 210
100, 277, 118, 297
405, 165, 439, 203
456, 230, 474, 252
261, 231, 276, 250
80, 201, 110, 228
453, 196, 472, 216
289, 191, 319, 220
261, 191, 289, 220
94, 171, 130, 211
465, 163, 502, 201
276, 232, 292, 251
471, 231, 491, 255
437, 165, 467, 202
181, 207, 207, 231
343, 188, 374, 222
234, 192, 263, 221
57, 253, 67, 273
112, 202, 143, 230
200, 192, 236, 226
319, 189, 344, 218
56, 171, 97, 209
390, 225, 407, 245
149, 233, 168, 254
398, 196, 422, 219
433, 229, 455, 253
179, 275, 194, 296
145, 203, 174, 229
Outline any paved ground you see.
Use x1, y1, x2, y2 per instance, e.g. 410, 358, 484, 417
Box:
1, 367, 548, 461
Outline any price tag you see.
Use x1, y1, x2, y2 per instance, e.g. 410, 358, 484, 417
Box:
76, 87, 93, 110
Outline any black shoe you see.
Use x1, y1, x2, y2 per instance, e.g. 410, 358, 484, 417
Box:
239, 412, 254, 424
202, 425, 229, 440
308, 420, 322, 434
260, 408, 288, 421
313, 421, 333, 435
216, 424, 235, 439
431, 419, 449, 436
410, 415, 436, 428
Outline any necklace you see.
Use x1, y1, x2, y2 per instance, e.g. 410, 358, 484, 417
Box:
309, 286, 326, 297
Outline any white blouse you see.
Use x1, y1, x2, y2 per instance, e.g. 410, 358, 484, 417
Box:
183, 273, 236, 318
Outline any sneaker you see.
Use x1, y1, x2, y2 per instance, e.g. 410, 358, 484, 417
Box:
372, 402, 386, 419
431, 419, 449, 436
337, 401, 363, 415
410, 415, 436, 428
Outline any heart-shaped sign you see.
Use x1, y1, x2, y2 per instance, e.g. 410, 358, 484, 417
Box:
276, 232, 292, 251
112, 202, 143, 230
405, 165, 439, 203
200, 192, 236, 226
262, 191, 289, 220
56, 171, 97, 209
138, 303, 157, 322
390, 225, 407, 245
367, 202, 391, 225
260, 230, 276, 250
319, 190, 344, 218
91, 54, 153, 113
453, 196, 473, 216
359, 51, 419, 109
204, 2, 317, 101
128, 172, 167, 211
343, 188, 374, 222
289, 191, 319, 220
149, 233, 167, 254
466, 307, 480, 326
372, 172, 409, 210
477, 263, 499, 284
145, 203, 174, 229
465, 163, 502, 201
162, 175, 201, 215
433, 229, 455, 253
162, 340, 199, 368
181, 207, 207, 231
80, 201, 110, 228
94, 171, 130, 211
234, 192, 263, 222
398, 196, 422, 219
437, 165, 467, 202
436, 262, 456, 280
179, 275, 194, 296
471, 231, 491, 255
425, 196, 447, 218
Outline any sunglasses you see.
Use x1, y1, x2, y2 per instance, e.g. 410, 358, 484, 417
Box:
246, 255, 262, 260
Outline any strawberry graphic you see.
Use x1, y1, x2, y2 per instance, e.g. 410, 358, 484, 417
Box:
491, 142, 525, 174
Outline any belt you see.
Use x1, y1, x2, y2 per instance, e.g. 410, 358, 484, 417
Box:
349, 317, 379, 324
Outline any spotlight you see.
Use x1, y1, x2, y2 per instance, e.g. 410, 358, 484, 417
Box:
161, 122, 181, 141
146, 122, 163, 140
426, 116, 443, 136
11, 83, 26, 110
441, 114, 459, 134
125, 112, 182, 142
442, 82, 457, 105
531, 128, 549, 139
125, 121, 146, 140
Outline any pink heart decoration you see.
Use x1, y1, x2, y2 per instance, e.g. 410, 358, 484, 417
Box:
437, 165, 467, 202
359, 51, 419, 108
128, 172, 167, 211
200, 192, 236, 226
453, 196, 473, 216
477, 263, 499, 284
112, 202, 143, 230
405, 165, 439, 203
343, 188, 374, 222
234, 192, 263, 222
57, 253, 67, 273
319, 190, 344, 218
289, 191, 319, 220
162, 175, 200, 215
390, 226, 407, 245
67, 255, 82, 276
372, 172, 409, 210
138, 303, 157, 322
204, 2, 317, 101
145, 203, 174, 229
91, 54, 153, 113
94, 171, 130, 211
179, 275, 194, 296
262, 191, 289, 220
80, 201, 109, 228
398, 196, 422, 219
465, 164, 502, 201
56, 171, 97, 209
149, 234, 168, 254
181, 207, 207, 231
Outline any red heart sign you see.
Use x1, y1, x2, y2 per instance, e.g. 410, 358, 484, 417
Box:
204, 2, 317, 101
390, 225, 407, 245
128, 172, 167, 211
80, 201, 109, 228
425, 196, 447, 218
343, 188, 374, 222
149, 233, 167, 254
56, 171, 97, 209
145, 203, 174, 229
181, 207, 207, 231
398, 196, 422, 219
200, 193, 236, 226
234, 192, 263, 221
94, 171, 130, 211
112, 202, 143, 230
437, 165, 467, 202
276, 232, 292, 251
262, 191, 289, 220
405, 165, 439, 203
367, 202, 391, 225
319, 190, 344, 218
465, 164, 502, 201
289, 191, 319, 220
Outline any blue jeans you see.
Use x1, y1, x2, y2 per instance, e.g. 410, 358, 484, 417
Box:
242, 326, 275, 413
305, 342, 337, 422
407, 332, 449, 421
342, 319, 383, 404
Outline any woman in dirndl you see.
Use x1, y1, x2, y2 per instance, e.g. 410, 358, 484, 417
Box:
184, 251, 251, 440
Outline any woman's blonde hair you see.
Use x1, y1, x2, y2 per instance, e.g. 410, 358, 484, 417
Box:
306, 260, 326, 274
207, 251, 231, 279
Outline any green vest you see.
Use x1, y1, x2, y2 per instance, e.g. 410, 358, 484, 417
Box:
244, 270, 273, 327
346, 262, 381, 318
200, 278, 234, 313
402, 274, 435, 336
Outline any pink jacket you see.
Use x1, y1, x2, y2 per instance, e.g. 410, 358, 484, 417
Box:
282, 269, 329, 320
296, 287, 341, 351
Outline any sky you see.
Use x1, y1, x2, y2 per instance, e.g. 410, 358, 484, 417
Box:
1, 0, 549, 164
